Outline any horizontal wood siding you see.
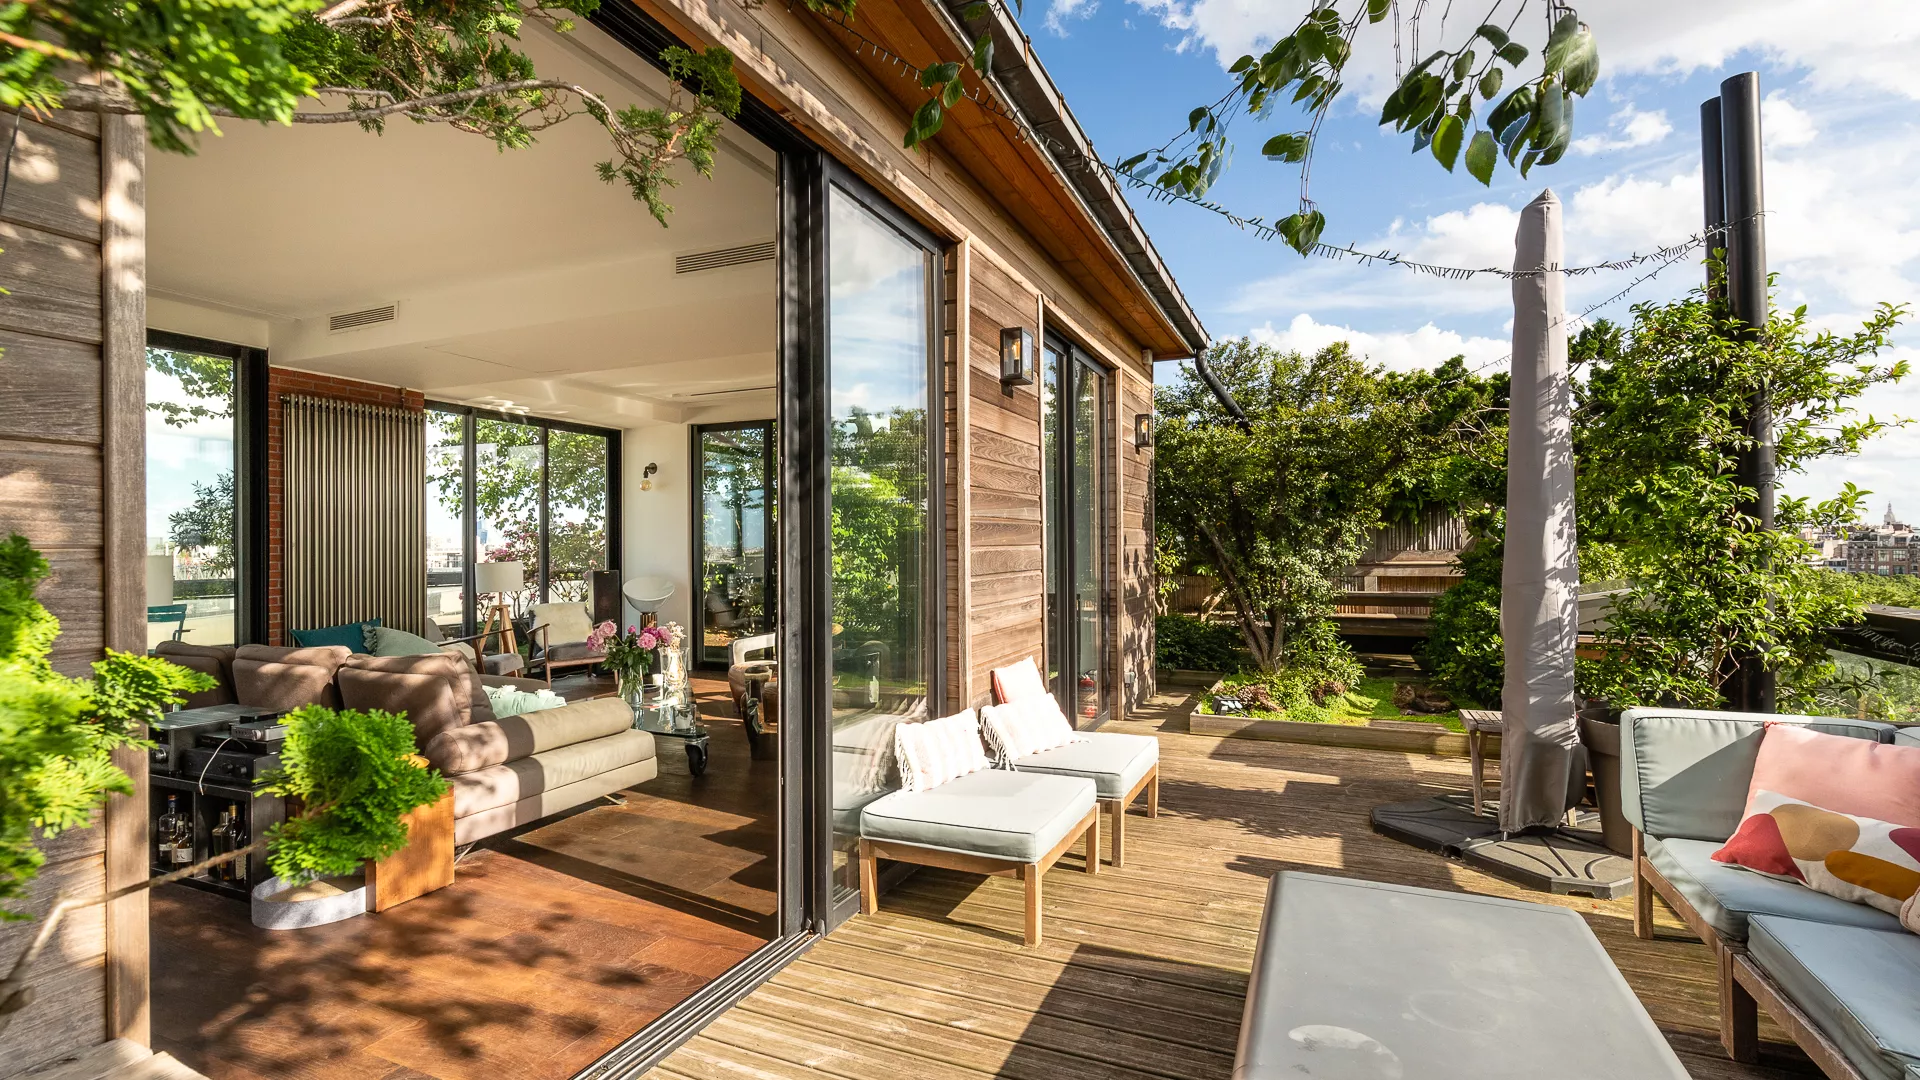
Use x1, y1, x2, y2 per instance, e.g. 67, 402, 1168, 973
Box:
0, 111, 112, 1073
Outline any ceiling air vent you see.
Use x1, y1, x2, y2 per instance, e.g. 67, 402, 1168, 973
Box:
328, 304, 398, 333
675, 240, 776, 274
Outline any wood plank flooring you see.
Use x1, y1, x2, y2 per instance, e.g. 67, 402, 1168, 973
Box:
151, 676, 777, 1080
653, 681, 1824, 1080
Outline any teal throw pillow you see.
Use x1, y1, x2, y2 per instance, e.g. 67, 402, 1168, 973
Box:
290, 617, 381, 653
369, 624, 444, 657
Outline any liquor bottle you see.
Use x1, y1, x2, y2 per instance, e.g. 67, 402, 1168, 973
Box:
207, 809, 230, 880
223, 802, 249, 884
155, 795, 187, 867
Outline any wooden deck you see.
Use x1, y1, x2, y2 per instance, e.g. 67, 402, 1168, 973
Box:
654, 683, 1824, 1080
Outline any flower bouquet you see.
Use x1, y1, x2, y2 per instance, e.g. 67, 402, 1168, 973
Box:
588, 621, 685, 704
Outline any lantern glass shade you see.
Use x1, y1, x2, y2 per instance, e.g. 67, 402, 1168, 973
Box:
474, 560, 525, 595
1135, 412, 1154, 447
1000, 326, 1035, 385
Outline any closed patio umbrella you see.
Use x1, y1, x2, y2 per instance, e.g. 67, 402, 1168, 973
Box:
1500, 189, 1585, 834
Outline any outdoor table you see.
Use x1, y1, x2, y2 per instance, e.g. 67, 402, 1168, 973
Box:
1233, 871, 1688, 1079
1458, 708, 1503, 816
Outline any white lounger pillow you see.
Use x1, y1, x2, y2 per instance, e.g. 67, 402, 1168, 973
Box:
981, 695, 1082, 761
894, 708, 992, 791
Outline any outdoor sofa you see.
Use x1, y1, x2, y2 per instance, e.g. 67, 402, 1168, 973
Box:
155, 641, 655, 844
1622, 706, 1919, 1080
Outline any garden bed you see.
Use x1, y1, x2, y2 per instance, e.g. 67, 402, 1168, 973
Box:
1189, 676, 1483, 758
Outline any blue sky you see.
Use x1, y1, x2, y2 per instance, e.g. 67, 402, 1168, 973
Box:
1022, 0, 1920, 519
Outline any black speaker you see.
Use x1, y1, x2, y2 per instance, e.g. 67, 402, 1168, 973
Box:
591, 570, 620, 626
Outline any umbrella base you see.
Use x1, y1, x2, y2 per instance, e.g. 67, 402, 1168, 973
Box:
1371, 792, 1632, 899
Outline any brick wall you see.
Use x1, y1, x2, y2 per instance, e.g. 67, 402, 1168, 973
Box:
265, 367, 424, 644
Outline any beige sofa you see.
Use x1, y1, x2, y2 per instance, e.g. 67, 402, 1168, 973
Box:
154, 642, 656, 844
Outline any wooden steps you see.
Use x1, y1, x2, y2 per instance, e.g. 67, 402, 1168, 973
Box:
12, 1039, 207, 1080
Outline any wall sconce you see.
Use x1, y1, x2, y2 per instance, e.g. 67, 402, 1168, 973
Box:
1000, 327, 1035, 387
640, 462, 658, 491
1134, 413, 1154, 448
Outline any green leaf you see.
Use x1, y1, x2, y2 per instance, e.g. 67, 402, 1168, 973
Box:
1542, 13, 1580, 74
1532, 82, 1565, 151
1410, 49, 1447, 75
1496, 42, 1528, 66
904, 98, 943, 147
1558, 27, 1600, 96
961, 1, 989, 18
1229, 54, 1254, 74
1520, 148, 1540, 178
1367, 0, 1391, 22
920, 61, 960, 89
1488, 85, 1532, 138
1478, 67, 1503, 101
1262, 132, 1310, 162
1117, 151, 1150, 172
1451, 49, 1474, 82
1296, 21, 1327, 62
941, 79, 964, 109
1431, 113, 1463, 171
1464, 129, 1496, 185
1474, 23, 1509, 49
971, 34, 994, 72
1277, 210, 1326, 255
1188, 106, 1208, 131
1399, 73, 1444, 131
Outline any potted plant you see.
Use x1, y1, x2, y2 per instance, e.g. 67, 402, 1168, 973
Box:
588, 621, 683, 705
0, 534, 447, 1033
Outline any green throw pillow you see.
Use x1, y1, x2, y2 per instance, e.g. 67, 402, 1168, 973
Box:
368, 624, 444, 657
290, 617, 380, 652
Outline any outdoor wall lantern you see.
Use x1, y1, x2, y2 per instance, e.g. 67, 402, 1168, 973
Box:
1135, 413, 1154, 448
1000, 327, 1035, 387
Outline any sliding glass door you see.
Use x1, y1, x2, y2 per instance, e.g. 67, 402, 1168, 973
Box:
1042, 336, 1111, 726
824, 178, 942, 908
694, 420, 776, 667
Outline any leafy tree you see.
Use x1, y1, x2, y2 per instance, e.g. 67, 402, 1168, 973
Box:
168, 471, 237, 579
3, 0, 741, 225
431, 415, 609, 601
146, 348, 234, 428
1125, 1, 1599, 253
1422, 291, 1910, 710
829, 407, 928, 674
1154, 338, 1445, 672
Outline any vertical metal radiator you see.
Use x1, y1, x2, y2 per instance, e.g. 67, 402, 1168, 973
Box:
282, 394, 426, 635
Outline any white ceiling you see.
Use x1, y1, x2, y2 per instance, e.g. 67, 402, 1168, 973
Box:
145, 19, 778, 429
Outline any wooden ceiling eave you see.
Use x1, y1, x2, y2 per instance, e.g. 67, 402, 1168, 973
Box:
816, 1, 1186, 356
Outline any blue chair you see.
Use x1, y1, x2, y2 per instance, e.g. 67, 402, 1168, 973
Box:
147, 604, 188, 642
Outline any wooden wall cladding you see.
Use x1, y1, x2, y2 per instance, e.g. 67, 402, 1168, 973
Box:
1120, 370, 1156, 711
0, 111, 115, 1072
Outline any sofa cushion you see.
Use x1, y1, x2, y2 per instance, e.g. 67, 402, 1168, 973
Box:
154, 641, 236, 709
1748, 914, 1920, 1080
1713, 791, 1920, 914
861, 768, 1096, 863
1746, 724, 1920, 829
451, 729, 656, 817
1622, 709, 1893, 842
424, 698, 634, 775
290, 617, 379, 652
232, 644, 349, 712
1013, 731, 1158, 800
337, 652, 474, 745
530, 602, 593, 646
1646, 835, 1903, 942
367, 624, 444, 658
894, 709, 991, 792
1898, 727, 1920, 749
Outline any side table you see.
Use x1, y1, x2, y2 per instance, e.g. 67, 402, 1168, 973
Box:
1458, 709, 1503, 817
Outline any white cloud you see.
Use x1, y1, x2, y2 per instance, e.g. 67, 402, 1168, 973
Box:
1248, 313, 1508, 372
1046, 0, 1099, 35
1571, 105, 1674, 156
1763, 91, 1818, 147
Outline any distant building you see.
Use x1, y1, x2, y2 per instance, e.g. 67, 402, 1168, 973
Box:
1831, 504, 1919, 576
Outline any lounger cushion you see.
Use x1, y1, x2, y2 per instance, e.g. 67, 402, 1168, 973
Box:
861, 769, 1096, 863
1646, 835, 1902, 942
1747, 914, 1920, 1080
1012, 731, 1158, 801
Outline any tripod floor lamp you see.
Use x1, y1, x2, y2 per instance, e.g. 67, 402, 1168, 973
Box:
474, 560, 525, 655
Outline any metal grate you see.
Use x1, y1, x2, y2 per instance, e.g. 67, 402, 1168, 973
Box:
328, 304, 398, 333
674, 240, 776, 274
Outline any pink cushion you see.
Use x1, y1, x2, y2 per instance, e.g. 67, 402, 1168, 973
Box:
990, 657, 1049, 704
1746, 723, 1920, 829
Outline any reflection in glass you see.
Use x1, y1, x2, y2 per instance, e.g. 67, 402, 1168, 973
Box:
1070, 360, 1108, 723
425, 412, 467, 634
1041, 342, 1110, 725
472, 417, 542, 611
697, 423, 775, 666
826, 187, 933, 898
1041, 341, 1065, 693
145, 347, 237, 649
546, 429, 609, 603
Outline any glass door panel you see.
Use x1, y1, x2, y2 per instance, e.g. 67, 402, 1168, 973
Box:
696, 422, 776, 666
145, 344, 238, 649
1040, 340, 1066, 694
425, 411, 468, 634
1070, 358, 1108, 724
546, 429, 610, 604
825, 184, 935, 901
472, 417, 541, 611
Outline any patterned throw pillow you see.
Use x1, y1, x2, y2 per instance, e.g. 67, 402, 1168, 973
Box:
980, 695, 1081, 761
893, 709, 991, 792
1713, 790, 1920, 914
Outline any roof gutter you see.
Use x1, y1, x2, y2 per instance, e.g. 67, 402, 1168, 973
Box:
933, 0, 1210, 358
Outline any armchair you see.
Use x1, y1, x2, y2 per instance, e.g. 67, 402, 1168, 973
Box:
527, 601, 605, 685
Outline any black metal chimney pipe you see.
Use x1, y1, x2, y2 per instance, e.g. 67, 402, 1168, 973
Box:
1715, 71, 1776, 713
1699, 98, 1726, 298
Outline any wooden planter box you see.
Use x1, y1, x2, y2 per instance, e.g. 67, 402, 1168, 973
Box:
1189, 679, 1480, 758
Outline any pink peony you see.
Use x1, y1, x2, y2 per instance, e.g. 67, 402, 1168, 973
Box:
638, 628, 660, 650
586, 620, 617, 651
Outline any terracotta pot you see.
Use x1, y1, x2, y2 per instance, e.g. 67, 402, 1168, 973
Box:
1578, 714, 1633, 856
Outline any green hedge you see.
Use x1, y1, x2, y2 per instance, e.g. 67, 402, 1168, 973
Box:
1155, 614, 1249, 673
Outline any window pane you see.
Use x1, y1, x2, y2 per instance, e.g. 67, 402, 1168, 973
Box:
1071, 360, 1107, 723
546, 429, 609, 604
1041, 341, 1065, 694
426, 411, 467, 634
698, 424, 774, 666
826, 188, 933, 898
473, 417, 541, 613
145, 346, 236, 649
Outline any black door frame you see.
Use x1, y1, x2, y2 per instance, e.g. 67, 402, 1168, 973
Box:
1042, 331, 1112, 728
689, 419, 778, 669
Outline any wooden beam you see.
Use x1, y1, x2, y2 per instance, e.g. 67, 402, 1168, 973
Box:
99, 112, 149, 1046
954, 239, 974, 707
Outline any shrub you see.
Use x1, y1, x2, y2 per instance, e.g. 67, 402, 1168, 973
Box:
1155, 615, 1249, 673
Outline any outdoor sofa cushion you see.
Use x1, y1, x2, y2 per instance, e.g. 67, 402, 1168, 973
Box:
1011, 731, 1158, 800
861, 769, 1096, 863
1747, 914, 1920, 1080
1713, 791, 1920, 914
1744, 723, 1920, 827
1898, 728, 1920, 750
1621, 708, 1893, 842
894, 709, 991, 791
424, 698, 634, 775
1644, 835, 1902, 942
232, 644, 350, 712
